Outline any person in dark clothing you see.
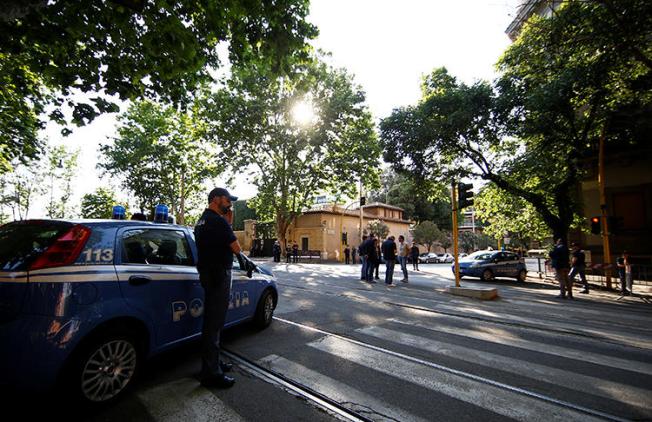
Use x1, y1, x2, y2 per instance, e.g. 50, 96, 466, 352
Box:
373, 239, 381, 280
351, 246, 357, 265
569, 242, 588, 294
361, 234, 377, 283
292, 242, 299, 263
410, 242, 420, 271
381, 236, 397, 286
549, 238, 572, 299
344, 245, 351, 264
195, 187, 253, 389
285, 245, 291, 263
272, 240, 281, 262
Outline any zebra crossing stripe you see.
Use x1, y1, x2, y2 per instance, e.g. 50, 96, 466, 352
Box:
356, 326, 652, 412
389, 317, 652, 376
136, 377, 245, 422
308, 335, 607, 422
258, 354, 429, 422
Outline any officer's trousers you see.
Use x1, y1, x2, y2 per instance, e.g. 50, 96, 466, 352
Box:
199, 268, 231, 378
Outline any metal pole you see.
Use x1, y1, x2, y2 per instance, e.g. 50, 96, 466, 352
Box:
452, 182, 460, 288
359, 179, 364, 242
598, 127, 612, 289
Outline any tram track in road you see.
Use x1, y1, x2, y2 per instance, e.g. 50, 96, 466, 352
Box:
227, 315, 633, 422
221, 348, 375, 422
276, 281, 651, 351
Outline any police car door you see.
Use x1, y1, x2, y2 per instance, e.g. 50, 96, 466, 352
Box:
116, 227, 202, 348
226, 255, 256, 325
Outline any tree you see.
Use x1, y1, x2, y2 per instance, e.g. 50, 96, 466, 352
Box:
368, 169, 452, 226
204, 58, 380, 249
473, 184, 551, 246
45, 145, 79, 219
366, 219, 389, 240
381, 2, 652, 244
99, 100, 219, 224
0, 0, 317, 171
438, 230, 452, 253
233, 199, 258, 231
0, 159, 45, 220
81, 188, 120, 219
412, 221, 442, 252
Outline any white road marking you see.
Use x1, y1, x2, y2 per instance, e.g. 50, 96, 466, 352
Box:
388, 317, 652, 376
357, 325, 652, 412
258, 354, 428, 422
308, 335, 604, 422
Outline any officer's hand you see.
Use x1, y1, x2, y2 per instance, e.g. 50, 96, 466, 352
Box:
245, 260, 257, 278
224, 209, 234, 225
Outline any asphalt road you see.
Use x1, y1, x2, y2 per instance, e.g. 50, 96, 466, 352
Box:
15, 262, 652, 421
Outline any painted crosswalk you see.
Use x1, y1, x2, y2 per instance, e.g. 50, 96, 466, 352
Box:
251, 315, 651, 422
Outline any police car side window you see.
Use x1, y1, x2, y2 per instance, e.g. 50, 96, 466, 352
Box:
122, 229, 194, 266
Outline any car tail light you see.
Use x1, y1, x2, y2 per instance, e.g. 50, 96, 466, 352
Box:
30, 224, 91, 271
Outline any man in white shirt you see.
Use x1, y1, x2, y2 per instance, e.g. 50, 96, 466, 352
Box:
397, 235, 409, 283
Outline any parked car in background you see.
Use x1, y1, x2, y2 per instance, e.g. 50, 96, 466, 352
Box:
438, 253, 454, 263
419, 252, 439, 263
453, 250, 527, 282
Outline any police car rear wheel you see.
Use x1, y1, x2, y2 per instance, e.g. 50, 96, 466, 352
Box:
254, 291, 274, 329
77, 337, 139, 404
481, 269, 493, 281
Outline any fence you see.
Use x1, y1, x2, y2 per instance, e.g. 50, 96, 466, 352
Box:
525, 258, 652, 291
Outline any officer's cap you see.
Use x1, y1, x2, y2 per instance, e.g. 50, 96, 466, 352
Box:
208, 187, 238, 203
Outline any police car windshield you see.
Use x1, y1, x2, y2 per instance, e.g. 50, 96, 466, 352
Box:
0, 221, 73, 271
468, 251, 495, 261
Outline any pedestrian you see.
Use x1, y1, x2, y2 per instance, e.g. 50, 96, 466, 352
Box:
569, 242, 588, 294
273, 240, 281, 262
381, 235, 397, 286
363, 234, 378, 283
617, 251, 632, 295
549, 238, 572, 299
359, 235, 368, 280
374, 239, 381, 280
396, 235, 409, 283
195, 187, 250, 389
344, 245, 351, 265
410, 242, 420, 271
351, 246, 357, 265
292, 241, 299, 263
286, 244, 291, 263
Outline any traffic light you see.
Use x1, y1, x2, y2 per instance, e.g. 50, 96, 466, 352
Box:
590, 216, 601, 234
457, 183, 474, 209
360, 196, 366, 206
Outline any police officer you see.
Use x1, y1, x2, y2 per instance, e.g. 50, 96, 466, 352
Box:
195, 187, 252, 388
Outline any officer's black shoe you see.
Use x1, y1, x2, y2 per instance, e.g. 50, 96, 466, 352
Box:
201, 374, 235, 389
220, 362, 233, 372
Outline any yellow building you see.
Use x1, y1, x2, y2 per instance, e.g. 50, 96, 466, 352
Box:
286, 202, 413, 261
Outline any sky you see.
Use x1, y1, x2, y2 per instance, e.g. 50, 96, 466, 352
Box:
32, 0, 521, 218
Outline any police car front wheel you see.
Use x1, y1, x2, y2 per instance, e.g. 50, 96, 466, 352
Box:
72, 335, 141, 404
254, 290, 275, 329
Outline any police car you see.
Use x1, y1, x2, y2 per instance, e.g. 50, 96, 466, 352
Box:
453, 250, 527, 282
0, 209, 278, 404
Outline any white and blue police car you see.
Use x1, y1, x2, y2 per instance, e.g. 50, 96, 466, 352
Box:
453, 250, 528, 282
0, 208, 278, 404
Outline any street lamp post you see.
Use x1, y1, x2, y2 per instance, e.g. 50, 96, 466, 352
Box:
339, 199, 361, 262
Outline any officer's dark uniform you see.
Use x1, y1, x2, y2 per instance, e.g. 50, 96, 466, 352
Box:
195, 208, 236, 380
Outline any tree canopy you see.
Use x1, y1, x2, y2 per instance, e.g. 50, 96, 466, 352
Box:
0, 0, 317, 172
203, 57, 380, 248
381, 1, 652, 243
99, 100, 219, 224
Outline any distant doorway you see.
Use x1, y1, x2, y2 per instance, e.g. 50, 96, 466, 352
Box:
301, 237, 309, 251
